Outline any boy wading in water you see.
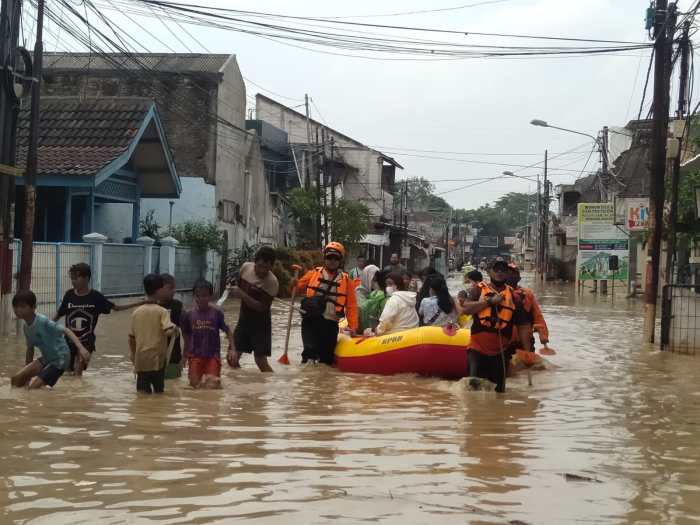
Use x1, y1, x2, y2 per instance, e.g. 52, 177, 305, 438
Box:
228, 246, 279, 372
159, 274, 184, 379
11, 290, 90, 389
54, 263, 142, 376
182, 279, 234, 388
129, 274, 176, 394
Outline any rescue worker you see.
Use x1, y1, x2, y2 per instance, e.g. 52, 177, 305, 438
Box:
295, 242, 359, 365
506, 263, 550, 350
460, 260, 532, 392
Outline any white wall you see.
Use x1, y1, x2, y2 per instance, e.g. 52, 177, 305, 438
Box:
95, 178, 216, 242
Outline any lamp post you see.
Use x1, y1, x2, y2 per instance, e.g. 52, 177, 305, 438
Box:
504, 170, 542, 274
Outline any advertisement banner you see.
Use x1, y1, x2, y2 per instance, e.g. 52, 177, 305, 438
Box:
614, 198, 650, 231
577, 203, 629, 281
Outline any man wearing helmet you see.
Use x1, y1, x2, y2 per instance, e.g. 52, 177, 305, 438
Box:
294, 242, 359, 365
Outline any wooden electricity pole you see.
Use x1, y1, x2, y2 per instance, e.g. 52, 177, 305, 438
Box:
643, 0, 674, 343
19, 0, 45, 290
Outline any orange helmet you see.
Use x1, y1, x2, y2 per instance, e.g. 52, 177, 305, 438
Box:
324, 241, 346, 259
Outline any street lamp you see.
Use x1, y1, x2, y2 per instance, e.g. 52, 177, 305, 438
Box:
530, 118, 599, 143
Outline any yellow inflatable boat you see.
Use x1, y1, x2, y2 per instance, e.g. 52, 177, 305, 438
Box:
335, 325, 471, 379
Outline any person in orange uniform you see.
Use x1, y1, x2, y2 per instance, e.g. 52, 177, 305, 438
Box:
295, 242, 359, 365
506, 263, 550, 350
460, 260, 532, 392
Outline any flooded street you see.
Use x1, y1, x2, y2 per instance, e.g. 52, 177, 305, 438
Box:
2, 277, 700, 524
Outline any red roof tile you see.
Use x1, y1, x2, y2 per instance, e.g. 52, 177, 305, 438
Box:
17, 97, 152, 177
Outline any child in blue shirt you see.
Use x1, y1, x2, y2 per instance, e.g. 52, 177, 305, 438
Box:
10, 290, 90, 389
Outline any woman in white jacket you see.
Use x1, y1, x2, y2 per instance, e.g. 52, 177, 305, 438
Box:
364, 272, 419, 336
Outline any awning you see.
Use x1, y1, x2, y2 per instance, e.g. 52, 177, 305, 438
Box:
361, 232, 390, 246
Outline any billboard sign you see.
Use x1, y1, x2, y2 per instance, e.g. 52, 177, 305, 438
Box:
577, 203, 629, 282
615, 198, 650, 231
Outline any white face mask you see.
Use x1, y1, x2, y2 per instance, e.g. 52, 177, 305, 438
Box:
385, 286, 396, 296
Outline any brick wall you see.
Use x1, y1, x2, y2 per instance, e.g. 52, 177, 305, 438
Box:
42, 71, 218, 183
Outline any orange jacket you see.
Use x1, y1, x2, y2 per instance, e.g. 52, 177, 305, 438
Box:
295, 267, 359, 331
514, 287, 549, 344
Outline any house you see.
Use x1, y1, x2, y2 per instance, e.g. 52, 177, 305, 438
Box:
14, 97, 179, 242
255, 94, 404, 264
42, 52, 270, 250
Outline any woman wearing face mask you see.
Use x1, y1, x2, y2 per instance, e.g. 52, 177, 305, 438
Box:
358, 269, 388, 332
364, 272, 419, 336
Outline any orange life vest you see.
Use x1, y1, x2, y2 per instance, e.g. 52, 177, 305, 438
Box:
476, 282, 515, 332
296, 267, 358, 330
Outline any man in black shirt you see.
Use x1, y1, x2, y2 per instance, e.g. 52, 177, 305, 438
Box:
54, 263, 143, 375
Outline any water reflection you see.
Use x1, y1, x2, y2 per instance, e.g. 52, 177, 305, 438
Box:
1, 278, 700, 524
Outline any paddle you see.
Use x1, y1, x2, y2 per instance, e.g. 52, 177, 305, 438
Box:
280, 265, 302, 365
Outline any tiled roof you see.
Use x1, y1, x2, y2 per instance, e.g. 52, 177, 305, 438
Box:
44, 53, 231, 74
17, 97, 152, 177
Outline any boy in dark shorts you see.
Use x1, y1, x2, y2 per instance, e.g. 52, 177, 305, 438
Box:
228, 246, 279, 373
11, 290, 90, 389
129, 274, 176, 394
54, 263, 142, 375
182, 279, 234, 388
159, 274, 184, 379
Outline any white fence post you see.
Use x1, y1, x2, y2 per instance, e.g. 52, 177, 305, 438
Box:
137, 236, 155, 275
160, 236, 179, 276
83, 232, 107, 291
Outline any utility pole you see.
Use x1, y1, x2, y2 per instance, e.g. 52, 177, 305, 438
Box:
315, 127, 322, 248
535, 173, 542, 274
321, 129, 329, 246
540, 149, 549, 281
0, 0, 23, 332
304, 93, 311, 190
329, 136, 336, 212
664, 19, 689, 287
643, 0, 674, 343
19, 0, 45, 291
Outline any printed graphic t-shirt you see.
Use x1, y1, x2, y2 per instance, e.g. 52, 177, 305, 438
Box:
182, 307, 229, 359
24, 314, 70, 369
57, 289, 115, 348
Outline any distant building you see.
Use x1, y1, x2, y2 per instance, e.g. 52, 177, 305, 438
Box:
42, 52, 274, 249
14, 98, 179, 242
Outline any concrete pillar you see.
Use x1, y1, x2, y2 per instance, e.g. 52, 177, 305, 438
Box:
131, 198, 141, 244
159, 236, 179, 276
136, 236, 155, 276
64, 187, 72, 242
83, 232, 107, 291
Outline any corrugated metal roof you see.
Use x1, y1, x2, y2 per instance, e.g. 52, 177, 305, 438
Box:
44, 53, 231, 74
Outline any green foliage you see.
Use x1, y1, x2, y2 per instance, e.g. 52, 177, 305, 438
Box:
170, 220, 226, 254
139, 209, 161, 240
675, 169, 700, 241
329, 199, 372, 248
454, 192, 536, 236
288, 187, 321, 248
405, 177, 450, 211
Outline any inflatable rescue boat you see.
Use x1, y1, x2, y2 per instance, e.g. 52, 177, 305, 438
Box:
335, 326, 471, 379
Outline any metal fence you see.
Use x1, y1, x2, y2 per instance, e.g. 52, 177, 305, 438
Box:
101, 244, 145, 296
661, 284, 700, 355
11, 241, 92, 315
174, 246, 207, 290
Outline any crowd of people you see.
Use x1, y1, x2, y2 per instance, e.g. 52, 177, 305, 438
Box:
9, 241, 549, 395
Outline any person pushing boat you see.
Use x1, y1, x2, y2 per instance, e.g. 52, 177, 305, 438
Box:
294, 242, 358, 365
459, 260, 532, 392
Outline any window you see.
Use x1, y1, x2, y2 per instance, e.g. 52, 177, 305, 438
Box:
218, 199, 242, 224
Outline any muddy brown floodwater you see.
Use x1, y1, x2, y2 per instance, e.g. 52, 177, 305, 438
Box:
2, 275, 700, 524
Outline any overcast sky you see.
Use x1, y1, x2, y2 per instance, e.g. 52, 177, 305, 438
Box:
38, 0, 699, 209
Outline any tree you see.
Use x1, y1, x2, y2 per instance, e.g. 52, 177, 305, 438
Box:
288, 187, 321, 248
405, 177, 450, 211
454, 191, 536, 236
329, 199, 372, 248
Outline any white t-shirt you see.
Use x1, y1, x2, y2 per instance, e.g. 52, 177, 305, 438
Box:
418, 296, 458, 327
